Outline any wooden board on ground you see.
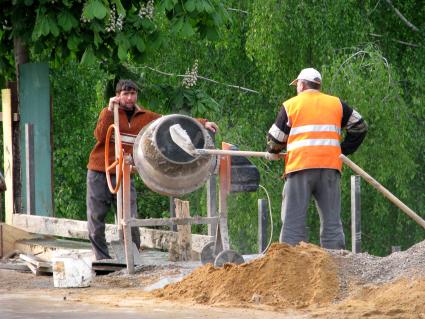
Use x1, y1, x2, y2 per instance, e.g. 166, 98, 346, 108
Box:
0, 223, 41, 258
19, 253, 52, 275
92, 260, 126, 275
11, 214, 213, 254
14, 238, 92, 261
0, 261, 30, 272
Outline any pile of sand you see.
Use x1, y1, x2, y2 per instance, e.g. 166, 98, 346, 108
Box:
311, 277, 425, 318
153, 242, 340, 309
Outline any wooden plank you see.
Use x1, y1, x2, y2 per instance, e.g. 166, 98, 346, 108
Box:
24, 261, 52, 276
131, 216, 219, 227
0, 223, 39, 258
92, 261, 126, 273
12, 214, 90, 239
0, 263, 30, 272
14, 238, 91, 261
2, 89, 14, 224
11, 214, 213, 253
19, 253, 51, 269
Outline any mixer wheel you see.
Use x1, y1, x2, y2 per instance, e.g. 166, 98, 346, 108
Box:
105, 124, 123, 194
200, 241, 216, 265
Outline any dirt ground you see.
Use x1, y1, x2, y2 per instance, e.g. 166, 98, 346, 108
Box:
2, 242, 425, 318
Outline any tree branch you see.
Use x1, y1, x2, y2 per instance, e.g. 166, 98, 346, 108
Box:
227, 8, 249, 14
134, 65, 260, 94
369, 33, 420, 47
385, 0, 419, 32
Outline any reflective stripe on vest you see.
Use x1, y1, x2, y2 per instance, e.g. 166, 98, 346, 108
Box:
287, 138, 340, 151
289, 124, 341, 136
284, 91, 343, 174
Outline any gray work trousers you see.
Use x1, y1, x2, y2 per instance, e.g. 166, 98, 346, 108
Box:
279, 168, 345, 249
86, 170, 140, 260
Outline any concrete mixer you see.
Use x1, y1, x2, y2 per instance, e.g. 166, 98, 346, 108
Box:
105, 111, 244, 273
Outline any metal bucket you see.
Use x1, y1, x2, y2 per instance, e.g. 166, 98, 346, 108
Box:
133, 114, 217, 196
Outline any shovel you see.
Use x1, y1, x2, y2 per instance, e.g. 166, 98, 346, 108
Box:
170, 124, 285, 159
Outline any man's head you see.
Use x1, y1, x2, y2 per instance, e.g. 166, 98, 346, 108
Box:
290, 68, 322, 94
115, 79, 138, 110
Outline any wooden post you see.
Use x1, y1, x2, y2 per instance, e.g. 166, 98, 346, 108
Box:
174, 198, 192, 261
25, 123, 35, 215
207, 174, 217, 237
351, 175, 361, 253
169, 196, 177, 232
2, 89, 14, 224
258, 199, 267, 253
341, 154, 425, 229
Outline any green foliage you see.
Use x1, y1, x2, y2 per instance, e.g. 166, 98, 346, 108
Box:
51, 62, 108, 220
141, 83, 219, 117
0, 0, 230, 84
246, 0, 371, 100
322, 46, 421, 255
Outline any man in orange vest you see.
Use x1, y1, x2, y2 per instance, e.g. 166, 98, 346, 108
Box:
266, 68, 368, 249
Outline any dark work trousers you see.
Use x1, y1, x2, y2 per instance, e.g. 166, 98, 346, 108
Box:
87, 169, 140, 260
279, 168, 345, 250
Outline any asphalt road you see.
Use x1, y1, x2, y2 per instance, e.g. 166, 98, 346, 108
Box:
0, 292, 299, 319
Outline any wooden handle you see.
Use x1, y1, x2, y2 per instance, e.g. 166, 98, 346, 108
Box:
340, 154, 425, 229
197, 149, 285, 158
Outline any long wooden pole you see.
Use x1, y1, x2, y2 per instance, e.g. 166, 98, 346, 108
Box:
2, 89, 14, 224
340, 154, 425, 229
197, 149, 285, 158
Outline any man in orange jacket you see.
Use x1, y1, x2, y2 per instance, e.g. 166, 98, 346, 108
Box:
266, 68, 368, 249
87, 79, 218, 260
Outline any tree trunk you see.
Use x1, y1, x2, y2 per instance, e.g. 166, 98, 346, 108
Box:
11, 36, 29, 213
13, 37, 29, 80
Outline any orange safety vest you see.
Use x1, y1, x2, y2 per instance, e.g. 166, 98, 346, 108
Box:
283, 91, 343, 174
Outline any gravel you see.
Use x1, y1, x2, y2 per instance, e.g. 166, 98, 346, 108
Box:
328, 239, 425, 300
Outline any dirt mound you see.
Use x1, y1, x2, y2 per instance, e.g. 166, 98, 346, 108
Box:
312, 277, 425, 318
153, 242, 339, 309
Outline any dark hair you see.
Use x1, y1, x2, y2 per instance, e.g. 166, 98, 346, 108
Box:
302, 80, 321, 90
115, 79, 138, 93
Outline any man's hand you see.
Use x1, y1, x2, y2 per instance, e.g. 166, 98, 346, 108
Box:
108, 96, 120, 112
264, 152, 280, 160
205, 121, 218, 133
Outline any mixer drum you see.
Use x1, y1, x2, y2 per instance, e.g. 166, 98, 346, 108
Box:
133, 114, 217, 196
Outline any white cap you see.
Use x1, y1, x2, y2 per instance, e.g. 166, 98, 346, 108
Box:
289, 68, 322, 86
